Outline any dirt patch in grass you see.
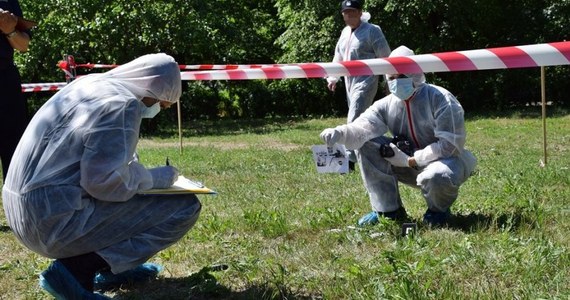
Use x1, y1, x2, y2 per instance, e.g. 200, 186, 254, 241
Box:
138, 139, 302, 151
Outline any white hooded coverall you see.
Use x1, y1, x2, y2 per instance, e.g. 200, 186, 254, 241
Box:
331, 68, 477, 213
2, 53, 201, 274
330, 20, 391, 161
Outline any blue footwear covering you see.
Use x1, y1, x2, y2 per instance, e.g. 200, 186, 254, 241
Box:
358, 211, 380, 226
423, 209, 451, 227
39, 260, 110, 300
358, 207, 408, 226
94, 263, 163, 291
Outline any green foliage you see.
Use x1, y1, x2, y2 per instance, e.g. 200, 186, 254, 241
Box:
276, 0, 570, 110
18, 0, 283, 120
367, 0, 569, 110
274, 0, 340, 63
14, 0, 570, 126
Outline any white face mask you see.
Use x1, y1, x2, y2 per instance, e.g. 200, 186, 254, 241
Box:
141, 101, 161, 118
388, 77, 415, 100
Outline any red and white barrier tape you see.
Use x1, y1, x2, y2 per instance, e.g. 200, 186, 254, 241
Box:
21, 82, 67, 93
23, 41, 570, 92
75, 63, 119, 69
180, 41, 570, 80
179, 63, 285, 70
62, 61, 283, 70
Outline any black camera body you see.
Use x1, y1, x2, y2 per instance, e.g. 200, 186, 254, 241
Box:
379, 135, 414, 158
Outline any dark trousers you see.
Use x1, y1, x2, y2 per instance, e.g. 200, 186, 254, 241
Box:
0, 63, 28, 179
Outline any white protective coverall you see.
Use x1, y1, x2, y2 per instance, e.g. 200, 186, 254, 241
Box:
328, 20, 391, 161
326, 50, 477, 214
2, 53, 201, 274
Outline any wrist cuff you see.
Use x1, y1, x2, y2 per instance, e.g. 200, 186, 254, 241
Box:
5, 30, 17, 39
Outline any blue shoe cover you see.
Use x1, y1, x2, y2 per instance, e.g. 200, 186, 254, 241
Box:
39, 260, 110, 300
94, 263, 163, 291
423, 209, 451, 227
358, 211, 379, 226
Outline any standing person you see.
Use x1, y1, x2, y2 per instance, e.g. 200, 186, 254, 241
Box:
2, 53, 202, 299
326, 0, 391, 170
320, 46, 477, 227
0, 0, 31, 180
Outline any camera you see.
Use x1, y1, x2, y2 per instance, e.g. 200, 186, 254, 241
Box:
379, 135, 414, 157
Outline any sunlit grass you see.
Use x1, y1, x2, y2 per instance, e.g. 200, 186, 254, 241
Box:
1, 112, 569, 299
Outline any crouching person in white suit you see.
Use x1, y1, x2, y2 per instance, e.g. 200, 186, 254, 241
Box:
3, 53, 201, 299
320, 45, 477, 227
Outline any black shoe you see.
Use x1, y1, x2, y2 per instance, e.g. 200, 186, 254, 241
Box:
423, 209, 451, 227
381, 206, 408, 221
349, 161, 355, 172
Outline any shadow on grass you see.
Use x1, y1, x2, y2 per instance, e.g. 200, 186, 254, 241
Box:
110, 266, 317, 300
0, 225, 11, 233
447, 211, 533, 233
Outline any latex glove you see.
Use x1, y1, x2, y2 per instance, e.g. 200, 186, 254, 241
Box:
148, 166, 179, 189
383, 143, 410, 167
326, 76, 338, 92
320, 128, 341, 147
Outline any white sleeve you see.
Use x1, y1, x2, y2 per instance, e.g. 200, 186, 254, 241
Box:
413, 143, 441, 167
326, 35, 343, 83
326, 76, 339, 84
81, 99, 153, 202
414, 88, 466, 166
335, 105, 388, 150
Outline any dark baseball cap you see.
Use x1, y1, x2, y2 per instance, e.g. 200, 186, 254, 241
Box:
341, 0, 363, 11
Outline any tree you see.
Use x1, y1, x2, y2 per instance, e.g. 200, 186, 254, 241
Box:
15, 0, 570, 123
19, 0, 283, 119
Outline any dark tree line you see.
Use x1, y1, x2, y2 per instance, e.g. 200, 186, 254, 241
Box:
17, 0, 570, 125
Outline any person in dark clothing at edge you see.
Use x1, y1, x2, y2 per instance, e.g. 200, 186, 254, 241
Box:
0, 0, 31, 181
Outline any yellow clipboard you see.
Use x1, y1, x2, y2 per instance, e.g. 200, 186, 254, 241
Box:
140, 175, 216, 195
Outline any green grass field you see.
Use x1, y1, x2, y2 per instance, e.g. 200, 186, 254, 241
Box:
1, 111, 569, 299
